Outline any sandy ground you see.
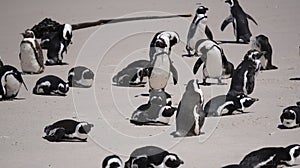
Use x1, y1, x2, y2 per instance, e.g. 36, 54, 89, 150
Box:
0, 0, 299, 167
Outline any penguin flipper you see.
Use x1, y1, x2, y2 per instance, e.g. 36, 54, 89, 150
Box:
205, 26, 214, 40
221, 15, 233, 31
193, 58, 204, 74
247, 14, 258, 25
170, 63, 178, 85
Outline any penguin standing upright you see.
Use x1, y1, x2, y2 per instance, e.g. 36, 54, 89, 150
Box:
41, 24, 72, 65
0, 65, 28, 100
193, 39, 232, 85
148, 31, 179, 90
124, 146, 184, 168
173, 79, 205, 137
221, 0, 258, 43
19, 29, 44, 74
280, 102, 300, 129
186, 5, 213, 56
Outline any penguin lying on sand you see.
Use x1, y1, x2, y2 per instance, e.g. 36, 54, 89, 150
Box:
0, 65, 28, 100
68, 66, 94, 88
33, 75, 69, 96
280, 102, 300, 129
43, 119, 94, 142
102, 155, 122, 168
223, 144, 300, 168
124, 146, 184, 168
130, 89, 176, 126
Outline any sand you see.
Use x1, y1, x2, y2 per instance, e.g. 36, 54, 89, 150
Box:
0, 0, 299, 167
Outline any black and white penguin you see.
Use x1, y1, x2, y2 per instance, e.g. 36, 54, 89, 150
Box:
130, 89, 176, 125
227, 49, 263, 96
193, 39, 232, 85
102, 155, 122, 168
280, 102, 300, 129
41, 24, 72, 65
173, 79, 205, 137
221, 0, 258, 43
124, 146, 184, 168
148, 32, 178, 90
0, 65, 28, 100
68, 66, 94, 88
251, 34, 278, 70
43, 119, 94, 142
33, 75, 69, 96
186, 5, 213, 56
239, 144, 300, 167
19, 29, 44, 74
204, 93, 259, 117
112, 60, 150, 87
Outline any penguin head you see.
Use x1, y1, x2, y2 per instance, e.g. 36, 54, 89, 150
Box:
162, 31, 180, 48
21, 29, 35, 39
58, 82, 69, 95
195, 6, 208, 23
285, 144, 300, 165
155, 34, 171, 49
163, 153, 184, 168
225, 0, 238, 7
102, 155, 122, 168
82, 69, 95, 80
232, 93, 258, 111
78, 122, 94, 134
244, 49, 264, 72
186, 79, 202, 93
280, 108, 298, 128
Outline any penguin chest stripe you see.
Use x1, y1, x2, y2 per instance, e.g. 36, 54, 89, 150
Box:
255, 154, 276, 168
243, 70, 248, 94
193, 105, 200, 135
217, 101, 234, 116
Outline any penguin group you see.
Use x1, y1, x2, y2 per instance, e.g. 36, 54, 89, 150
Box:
1, 0, 299, 167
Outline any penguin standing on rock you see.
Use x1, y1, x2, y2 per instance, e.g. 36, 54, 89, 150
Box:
19, 29, 44, 74
41, 24, 72, 65
173, 79, 205, 137
0, 65, 28, 100
125, 146, 184, 168
68, 66, 94, 88
102, 155, 122, 168
33, 75, 69, 96
280, 102, 300, 129
43, 119, 94, 142
221, 0, 258, 43
186, 5, 213, 56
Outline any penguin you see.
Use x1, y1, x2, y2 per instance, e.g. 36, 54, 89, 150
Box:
102, 155, 122, 168
19, 29, 44, 74
112, 60, 150, 87
193, 39, 232, 85
227, 49, 263, 96
43, 119, 94, 142
130, 89, 176, 126
280, 102, 300, 129
68, 66, 94, 88
186, 5, 213, 56
148, 32, 178, 90
149, 31, 180, 62
251, 34, 278, 70
221, 0, 258, 43
204, 93, 259, 117
33, 75, 69, 96
173, 79, 205, 137
124, 146, 184, 168
41, 24, 72, 65
238, 144, 300, 168
0, 65, 28, 100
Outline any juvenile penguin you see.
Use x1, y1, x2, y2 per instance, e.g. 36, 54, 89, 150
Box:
124, 146, 184, 168
33, 75, 69, 96
251, 34, 278, 70
102, 155, 122, 168
68, 66, 94, 88
193, 39, 231, 85
41, 24, 72, 65
186, 5, 213, 56
173, 79, 205, 137
43, 119, 94, 142
204, 93, 259, 117
221, 0, 258, 43
19, 29, 44, 74
239, 144, 300, 167
112, 60, 150, 87
280, 102, 300, 129
148, 32, 178, 90
130, 89, 176, 125
227, 49, 263, 96
0, 65, 28, 100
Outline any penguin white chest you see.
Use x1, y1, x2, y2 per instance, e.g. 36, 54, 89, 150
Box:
189, 23, 207, 49
149, 55, 171, 90
204, 49, 223, 78
20, 42, 40, 72
5, 75, 21, 97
